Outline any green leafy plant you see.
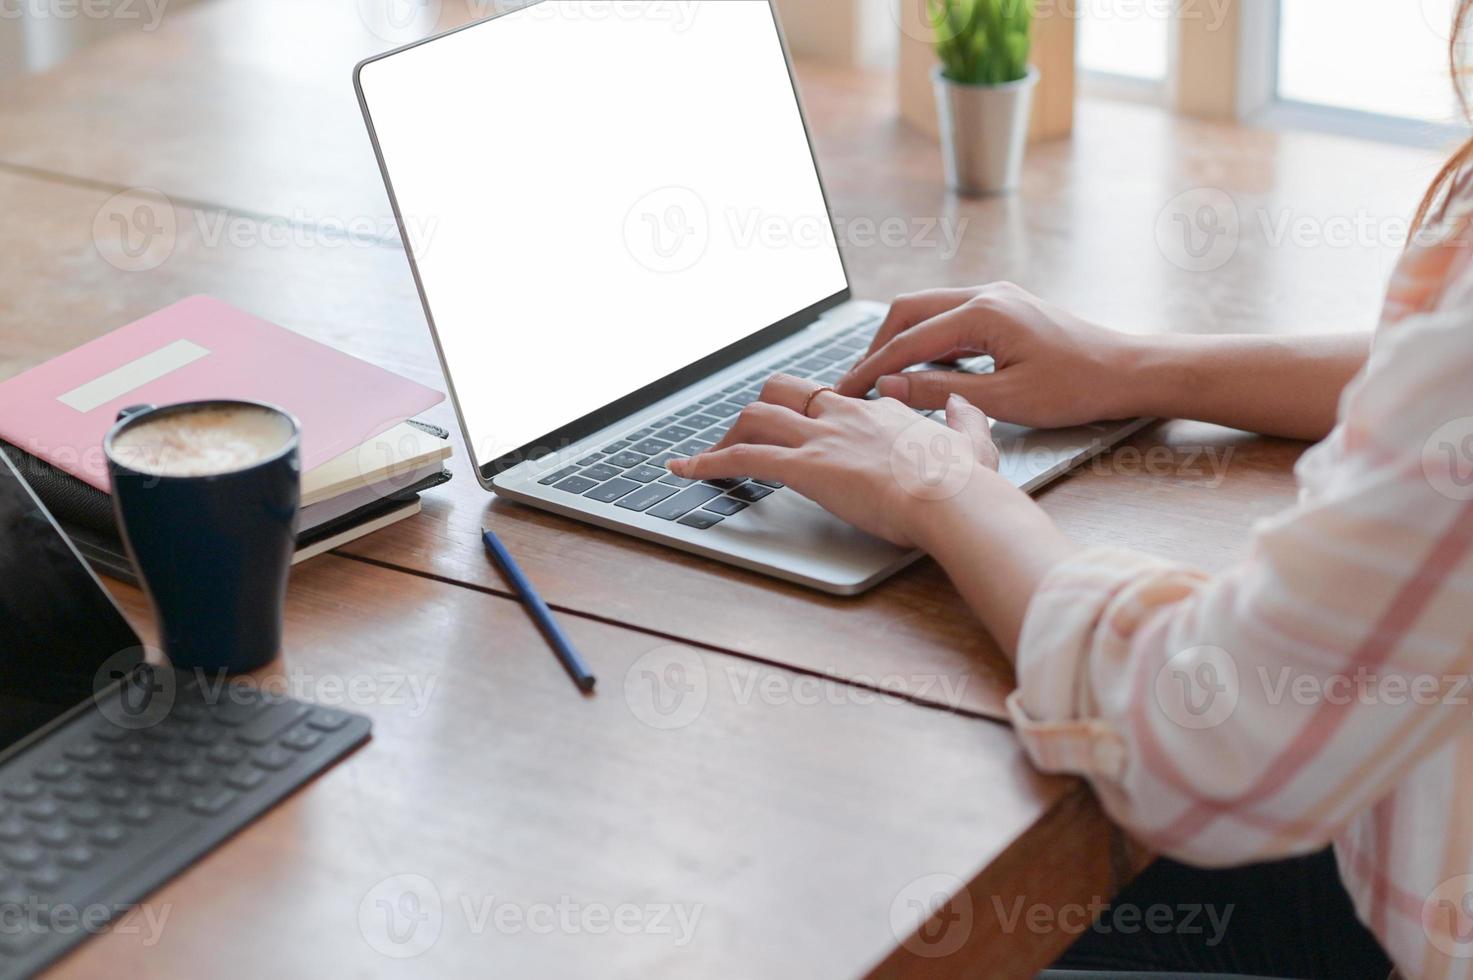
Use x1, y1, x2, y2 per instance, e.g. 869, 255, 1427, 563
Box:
930, 0, 1035, 86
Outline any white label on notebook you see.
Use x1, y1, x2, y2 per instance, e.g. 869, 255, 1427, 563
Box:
56, 339, 211, 413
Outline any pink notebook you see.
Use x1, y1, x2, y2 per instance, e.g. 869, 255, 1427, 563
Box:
0, 296, 445, 492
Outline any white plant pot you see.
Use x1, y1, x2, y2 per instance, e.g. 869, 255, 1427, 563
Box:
933, 65, 1039, 196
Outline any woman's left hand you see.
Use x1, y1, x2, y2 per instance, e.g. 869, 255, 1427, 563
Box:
666, 374, 1000, 548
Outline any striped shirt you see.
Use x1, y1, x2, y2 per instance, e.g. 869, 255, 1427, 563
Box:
1007, 197, 1473, 979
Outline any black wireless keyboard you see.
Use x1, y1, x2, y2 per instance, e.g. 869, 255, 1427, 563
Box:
0, 666, 370, 978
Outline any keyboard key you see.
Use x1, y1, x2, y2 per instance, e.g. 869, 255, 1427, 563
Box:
252, 747, 294, 772
22, 800, 61, 823
210, 691, 267, 727
601, 440, 631, 453
584, 478, 640, 503
552, 476, 599, 495
659, 473, 696, 488
119, 803, 155, 826
654, 425, 698, 443
624, 465, 665, 484
36, 824, 73, 848
89, 825, 127, 848
576, 453, 604, 466
112, 741, 145, 762
604, 451, 648, 469
62, 744, 102, 763
123, 765, 163, 786
3, 783, 41, 802
3, 845, 44, 871
56, 846, 97, 870
672, 439, 715, 456
729, 483, 775, 503
653, 415, 680, 426
685, 413, 720, 429
33, 763, 72, 783
305, 710, 351, 733
84, 763, 119, 782
704, 497, 748, 516
224, 768, 267, 792
26, 866, 63, 891
678, 512, 724, 530
614, 483, 680, 513
189, 790, 238, 816
629, 439, 673, 457
648, 452, 683, 467
795, 357, 829, 372
626, 426, 657, 440
580, 463, 623, 482
752, 478, 785, 489
0, 821, 27, 844
66, 803, 105, 827
206, 744, 246, 766
697, 393, 724, 405
537, 465, 580, 486
52, 781, 87, 802
728, 391, 759, 406
674, 405, 701, 417
158, 744, 191, 766
96, 786, 130, 806
281, 728, 324, 752
707, 401, 744, 418
646, 486, 723, 521
705, 478, 746, 491
149, 784, 186, 807
177, 764, 212, 786
235, 702, 310, 746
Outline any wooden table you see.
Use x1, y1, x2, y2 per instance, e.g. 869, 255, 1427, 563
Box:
0, 1, 1442, 976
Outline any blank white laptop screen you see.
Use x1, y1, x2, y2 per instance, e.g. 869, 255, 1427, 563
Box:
357, 0, 848, 470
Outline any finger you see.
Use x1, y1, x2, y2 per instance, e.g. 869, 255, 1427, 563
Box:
756, 372, 823, 415
708, 401, 818, 453
946, 393, 1000, 471
873, 369, 999, 412
839, 304, 989, 397
667, 443, 798, 482
862, 288, 979, 362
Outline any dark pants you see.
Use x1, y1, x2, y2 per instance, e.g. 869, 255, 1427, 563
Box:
1044, 848, 1393, 980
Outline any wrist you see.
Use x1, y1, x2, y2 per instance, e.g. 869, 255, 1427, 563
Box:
905, 468, 1031, 556
1112, 333, 1194, 420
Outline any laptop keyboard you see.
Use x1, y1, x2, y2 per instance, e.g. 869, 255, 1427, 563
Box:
537, 315, 881, 529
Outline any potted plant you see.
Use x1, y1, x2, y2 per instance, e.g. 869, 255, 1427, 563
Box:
930, 0, 1038, 195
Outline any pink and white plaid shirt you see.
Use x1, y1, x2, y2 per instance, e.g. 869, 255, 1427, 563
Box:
1007, 198, 1473, 979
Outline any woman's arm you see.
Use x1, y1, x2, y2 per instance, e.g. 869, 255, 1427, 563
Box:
835, 284, 1370, 442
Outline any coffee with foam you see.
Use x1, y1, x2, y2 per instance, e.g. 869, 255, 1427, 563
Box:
110, 405, 294, 478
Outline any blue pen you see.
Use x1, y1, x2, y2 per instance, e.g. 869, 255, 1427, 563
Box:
482, 528, 597, 693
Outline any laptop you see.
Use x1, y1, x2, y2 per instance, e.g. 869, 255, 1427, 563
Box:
0, 453, 370, 976
354, 0, 1149, 594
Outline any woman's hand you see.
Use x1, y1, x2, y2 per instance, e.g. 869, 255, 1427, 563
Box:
666, 374, 1001, 548
834, 282, 1145, 429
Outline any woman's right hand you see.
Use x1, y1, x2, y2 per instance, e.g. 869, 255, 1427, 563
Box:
834, 282, 1148, 429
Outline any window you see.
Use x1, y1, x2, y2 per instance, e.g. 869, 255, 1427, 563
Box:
1277, 0, 1461, 124
1077, 0, 1171, 81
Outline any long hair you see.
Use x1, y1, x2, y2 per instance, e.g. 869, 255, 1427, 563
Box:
1414, 0, 1473, 232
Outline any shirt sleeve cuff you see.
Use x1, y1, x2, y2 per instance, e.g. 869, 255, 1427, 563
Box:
1007, 546, 1201, 780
